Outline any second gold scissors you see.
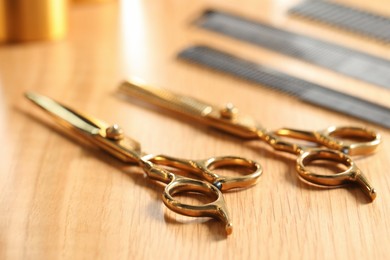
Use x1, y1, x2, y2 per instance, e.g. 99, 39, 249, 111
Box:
119, 77, 381, 201
25, 92, 262, 235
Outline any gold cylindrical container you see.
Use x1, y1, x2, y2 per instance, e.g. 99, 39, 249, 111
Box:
0, 0, 68, 43
73, 0, 113, 2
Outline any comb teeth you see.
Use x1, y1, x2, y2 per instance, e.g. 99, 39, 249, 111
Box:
154, 89, 212, 115
289, 1, 390, 43
178, 45, 306, 97
196, 10, 390, 90
177, 45, 390, 129
119, 79, 213, 117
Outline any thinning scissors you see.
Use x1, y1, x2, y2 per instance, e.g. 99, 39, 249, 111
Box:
118, 77, 381, 201
25, 92, 262, 235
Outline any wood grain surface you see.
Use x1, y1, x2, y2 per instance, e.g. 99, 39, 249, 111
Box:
1, 0, 390, 259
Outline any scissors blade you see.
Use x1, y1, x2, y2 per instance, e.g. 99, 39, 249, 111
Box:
118, 77, 260, 139
25, 91, 142, 163
119, 77, 214, 119
25, 92, 102, 136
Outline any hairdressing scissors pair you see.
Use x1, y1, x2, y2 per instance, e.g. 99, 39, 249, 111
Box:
118, 77, 381, 201
25, 92, 263, 235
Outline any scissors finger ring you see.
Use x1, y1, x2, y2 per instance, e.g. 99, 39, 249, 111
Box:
296, 149, 376, 200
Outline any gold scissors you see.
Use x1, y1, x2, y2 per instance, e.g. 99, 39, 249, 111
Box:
118, 77, 381, 201
25, 92, 263, 235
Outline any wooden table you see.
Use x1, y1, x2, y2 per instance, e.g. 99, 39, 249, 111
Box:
1, 0, 389, 259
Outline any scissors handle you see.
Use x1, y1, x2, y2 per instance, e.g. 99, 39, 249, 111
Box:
296, 149, 377, 201
198, 156, 263, 191
275, 126, 381, 156
140, 160, 233, 234
163, 175, 233, 235
144, 154, 263, 191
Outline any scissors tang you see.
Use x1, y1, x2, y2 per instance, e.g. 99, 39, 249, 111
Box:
134, 159, 234, 234
161, 173, 233, 235
297, 149, 377, 200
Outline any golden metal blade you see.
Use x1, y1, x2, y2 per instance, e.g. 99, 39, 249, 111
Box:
118, 77, 260, 139
25, 92, 100, 135
118, 77, 214, 120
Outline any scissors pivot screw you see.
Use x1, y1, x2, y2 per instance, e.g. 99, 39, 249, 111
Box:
220, 103, 238, 119
106, 124, 124, 140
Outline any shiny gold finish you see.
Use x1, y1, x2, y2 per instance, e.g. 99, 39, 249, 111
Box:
161, 174, 233, 235
0, 0, 68, 42
275, 126, 380, 156
0, 1, 5, 42
73, 0, 114, 2
296, 149, 376, 199
105, 124, 124, 140
118, 77, 381, 201
25, 92, 263, 235
220, 103, 239, 119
